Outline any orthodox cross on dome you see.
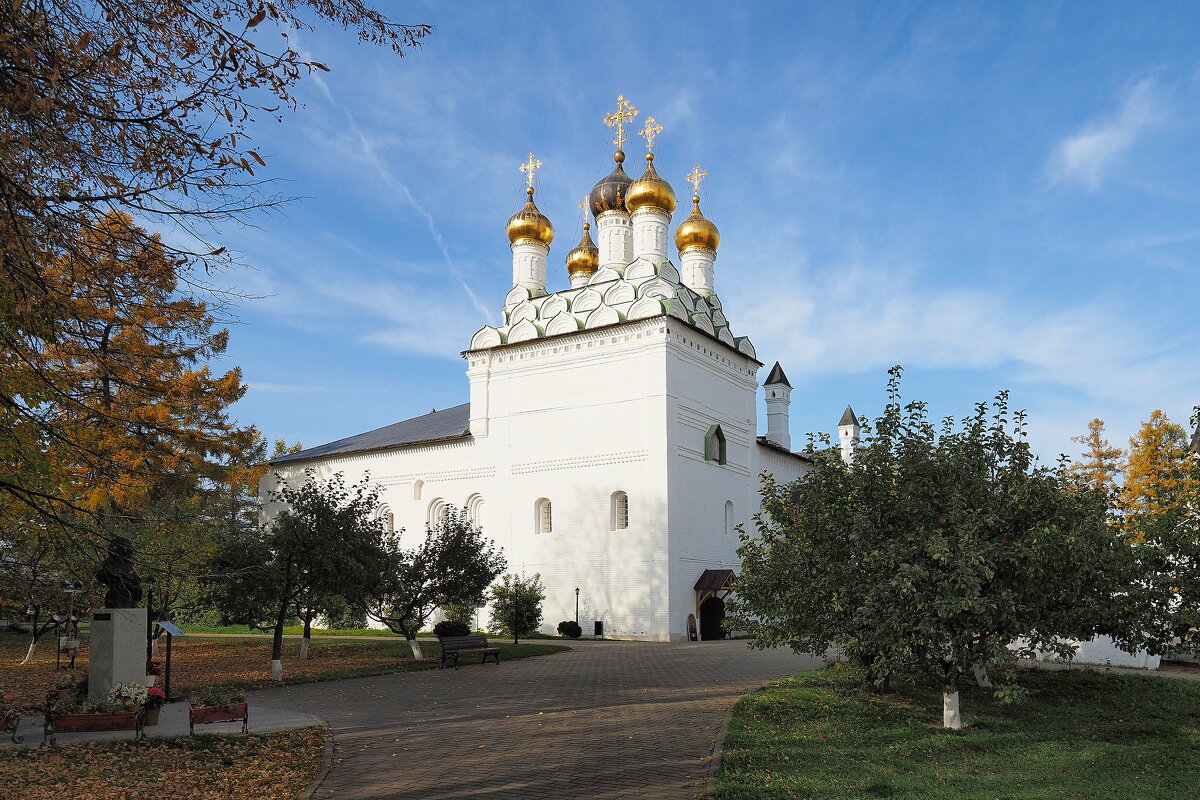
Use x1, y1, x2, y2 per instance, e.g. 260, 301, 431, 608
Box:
685, 164, 708, 195
603, 94, 638, 152
519, 152, 542, 192
639, 117, 663, 152
578, 194, 589, 224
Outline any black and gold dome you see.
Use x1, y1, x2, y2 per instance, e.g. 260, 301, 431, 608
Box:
506, 187, 555, 247
589, 150, 633, 217
625, 153, 677, 214
674, 195, 720, 252
565, 222, 600, 277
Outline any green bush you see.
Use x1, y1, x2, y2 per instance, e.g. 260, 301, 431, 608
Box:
440, 601, 475, 627
321, 601, 367, 630
556, 620, 582, 638
488, 573, 545, 637
433, 620, 470, 637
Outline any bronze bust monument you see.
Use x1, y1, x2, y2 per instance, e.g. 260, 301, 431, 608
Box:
94, 537, 142, 608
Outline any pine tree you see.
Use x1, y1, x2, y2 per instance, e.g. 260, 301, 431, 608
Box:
37, 212, 256, 521
1070, 418, 1125, 494
1122, 410, 1197, 536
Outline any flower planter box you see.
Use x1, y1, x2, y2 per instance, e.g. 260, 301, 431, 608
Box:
143, 706, 161, 726
189, 701, 248, 735
54, 711, 138, 732
44, 708, 142, 745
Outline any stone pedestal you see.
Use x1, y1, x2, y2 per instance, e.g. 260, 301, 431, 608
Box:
88, 608, 148, 700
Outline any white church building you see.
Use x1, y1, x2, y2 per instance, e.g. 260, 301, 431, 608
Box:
263, 98, 861, 642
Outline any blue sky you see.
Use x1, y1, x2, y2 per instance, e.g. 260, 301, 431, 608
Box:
207, 1, 1200, 461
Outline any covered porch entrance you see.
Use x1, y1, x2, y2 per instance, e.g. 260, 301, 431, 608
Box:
694, 569, 735, 641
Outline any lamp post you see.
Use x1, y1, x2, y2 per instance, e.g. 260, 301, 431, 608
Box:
575, 587, 579, 624
52, 614, 63, 669
512, 580, 520, 647
143, 578, 157, 671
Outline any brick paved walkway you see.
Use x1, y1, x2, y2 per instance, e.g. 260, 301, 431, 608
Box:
249, 639, 824, 799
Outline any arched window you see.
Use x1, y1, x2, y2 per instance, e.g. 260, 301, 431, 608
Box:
705, 424, 728, 465
376, 504, 395, 537
534, 498, 552, 534
413, 479, 424, 501
611, 491, 629, 530
465, 493, 484, 527
427, 498, 448, 529
725, 500, 734, 536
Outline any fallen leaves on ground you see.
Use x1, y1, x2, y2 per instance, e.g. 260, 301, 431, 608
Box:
0, 632, 430, 712
0, 634, 86, 713
1, 632, 567, 713
168, 636, 436, 695
0, 726, 329, 800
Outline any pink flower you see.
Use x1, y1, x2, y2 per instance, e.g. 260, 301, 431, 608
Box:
148, 687, 165, 698
2, 694, 13, 701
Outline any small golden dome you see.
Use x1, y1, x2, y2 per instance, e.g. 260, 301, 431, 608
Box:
674, 195, 720, 253
505, 187, 554, 247
625, 153, 677, 214
589, 151, 633, 217
565, 222, 600, 276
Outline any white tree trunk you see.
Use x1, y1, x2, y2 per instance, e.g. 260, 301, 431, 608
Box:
943, 690, 962, 729
407, 637, 425, 660
271, 658, 283, 681
151, 637, 160, 656
20, 640, 37, 665
299, 637, 310, 660
973, 663, 992, 688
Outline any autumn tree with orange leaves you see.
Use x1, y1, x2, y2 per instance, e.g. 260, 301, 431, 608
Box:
0, 211, 261, 655
1070, 409, 1200, 653
1, 1, 430, 531
39, 212, 254, 517
1070, 418, 1125, 495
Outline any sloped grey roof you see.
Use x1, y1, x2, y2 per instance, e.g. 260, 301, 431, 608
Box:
838, 405, 858, 427
763, 361, 792, 388
694, 569, 736, 591
272, 402, 471, 464
755, 436, 815, 462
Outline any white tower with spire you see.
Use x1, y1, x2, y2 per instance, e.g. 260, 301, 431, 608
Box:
565, 200, 600, 289
506, 153, 554, 295
764, 362, 793, 450
591, 96, 637, 270
838, 405, 861, 464
676, 165, 720, 296
626, 117, 675, 263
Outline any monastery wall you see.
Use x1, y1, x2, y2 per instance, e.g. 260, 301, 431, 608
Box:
662, 321, 762, 640
469, 321, 672, 639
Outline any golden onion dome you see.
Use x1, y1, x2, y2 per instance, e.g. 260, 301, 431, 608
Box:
625, 153, 677, 214
505, 187, 554, 247
674, 195, 720, 253
565, 222, 600, 276
589, 150, 633, 217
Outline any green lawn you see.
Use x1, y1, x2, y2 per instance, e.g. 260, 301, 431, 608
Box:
718, 667, 1200, 800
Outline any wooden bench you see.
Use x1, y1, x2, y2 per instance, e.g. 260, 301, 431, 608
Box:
437, 635, 501, 670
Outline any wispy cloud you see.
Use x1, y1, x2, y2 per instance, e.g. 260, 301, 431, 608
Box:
724, 237, 1196, 422
306, 70, 492, 320
1048, 78, 1165, 190
246, 382, 329, 393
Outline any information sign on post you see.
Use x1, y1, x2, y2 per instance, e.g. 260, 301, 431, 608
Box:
155, 621, 186, 701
